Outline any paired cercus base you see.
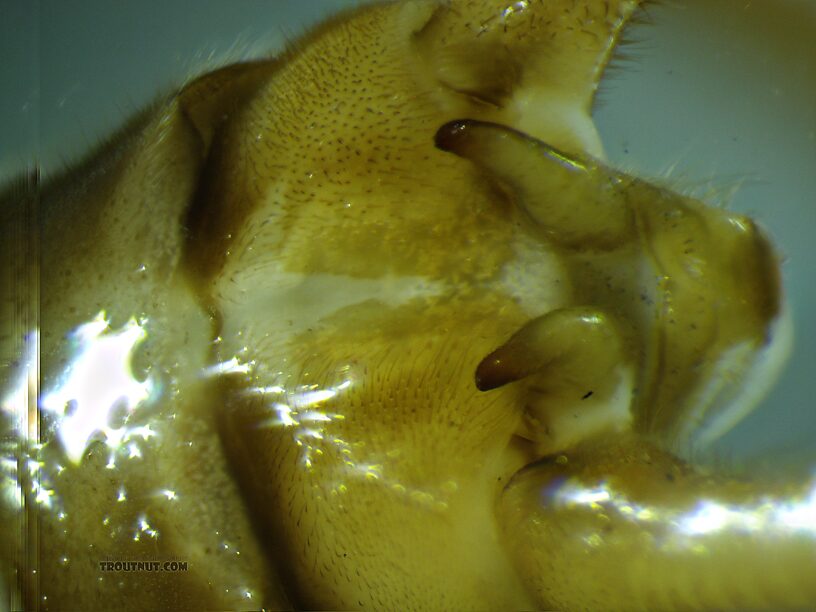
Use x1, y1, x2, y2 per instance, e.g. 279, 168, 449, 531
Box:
2, 0, 812, 471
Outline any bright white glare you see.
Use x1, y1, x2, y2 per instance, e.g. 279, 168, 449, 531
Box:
1, 330, 39, 440
272, 403, 298, 428
250, 378, 354, 468
680, 501, 755, 535
136, 514, 159, 539
0, 458, 16, 474
287, 380, 352, 409
40, 312, 153, 464
245, 377, 448, 508
32, 478, 55, 508
202, 357, 253, 377
3, 479, 22, 511
249, 385, 284, 395
554, 477, 816, 538
501, 1, 529, 20
298, 410, 333, 423
252, 380, 353, 430
289, 388, 338, 408
777, 487, 816, 530
567, 486, 611, 505
679, 486, 816, 536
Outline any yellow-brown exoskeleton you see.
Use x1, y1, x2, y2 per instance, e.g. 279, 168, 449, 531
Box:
1, 1, 812, 610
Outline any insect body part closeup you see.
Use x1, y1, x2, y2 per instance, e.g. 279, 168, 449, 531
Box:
0, 0, 813, 610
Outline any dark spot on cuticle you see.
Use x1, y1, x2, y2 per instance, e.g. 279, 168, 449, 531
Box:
433, 119, 472, 152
